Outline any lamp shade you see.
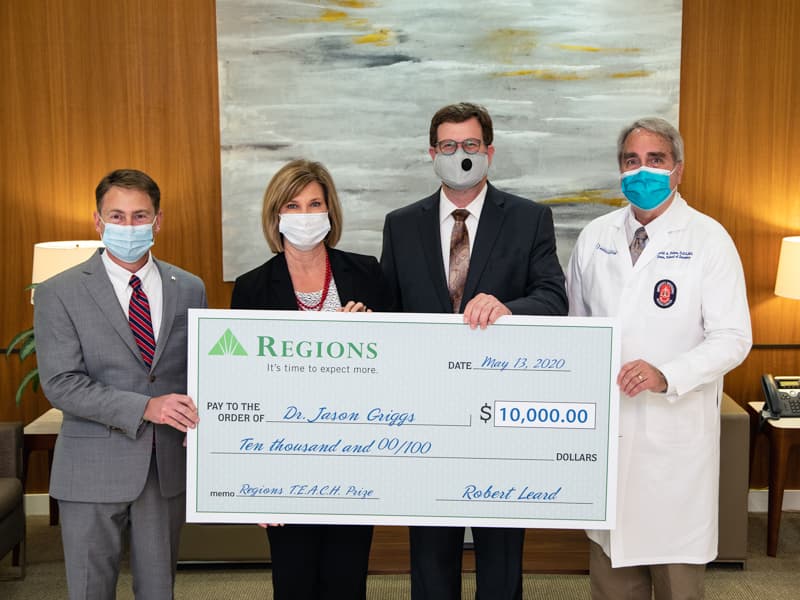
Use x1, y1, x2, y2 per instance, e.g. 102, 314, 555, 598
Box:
774, 236, 800, 300
31, 241, 104, 302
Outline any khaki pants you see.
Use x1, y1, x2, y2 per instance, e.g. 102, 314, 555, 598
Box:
590, 541, 706, 600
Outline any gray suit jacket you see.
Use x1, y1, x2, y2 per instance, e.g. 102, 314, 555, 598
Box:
34, 249, 207, 502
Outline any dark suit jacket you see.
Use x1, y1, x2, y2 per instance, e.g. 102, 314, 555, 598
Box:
380, 183, 567, 315
231, 247, 392, 312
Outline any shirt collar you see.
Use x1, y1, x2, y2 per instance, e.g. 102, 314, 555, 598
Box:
101, 249, 156, 287
438, 183, 488, 224
625, 192, 684, 241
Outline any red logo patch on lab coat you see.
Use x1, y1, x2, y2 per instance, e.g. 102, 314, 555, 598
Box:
653, 279, 677, 308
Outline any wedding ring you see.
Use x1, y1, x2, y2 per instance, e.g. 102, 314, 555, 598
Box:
637, 373, 644, 382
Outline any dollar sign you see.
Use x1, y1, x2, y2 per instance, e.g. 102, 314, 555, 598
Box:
480, 403, 492, 423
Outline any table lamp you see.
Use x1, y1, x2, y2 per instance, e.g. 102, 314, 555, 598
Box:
774, 236, 800, 300
30, 240, 104, 303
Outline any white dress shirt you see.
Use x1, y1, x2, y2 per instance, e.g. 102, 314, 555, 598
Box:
438, 183, 487, 281
101, 250, 163, 342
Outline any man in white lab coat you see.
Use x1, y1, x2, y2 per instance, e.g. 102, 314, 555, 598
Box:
566, 118, 752, 600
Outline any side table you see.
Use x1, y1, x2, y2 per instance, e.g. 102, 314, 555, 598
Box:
22, 408, 62, 526
747, 401, 800, 556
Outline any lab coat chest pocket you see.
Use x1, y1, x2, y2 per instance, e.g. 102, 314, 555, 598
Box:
583, 246, 628, 314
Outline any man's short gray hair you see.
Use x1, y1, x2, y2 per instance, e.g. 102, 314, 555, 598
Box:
617, 118, 684, 165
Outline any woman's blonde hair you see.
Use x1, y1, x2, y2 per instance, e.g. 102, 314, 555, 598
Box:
261, 159, 343, 252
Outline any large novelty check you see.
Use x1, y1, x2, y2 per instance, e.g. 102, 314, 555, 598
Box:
187, 310, 619, 529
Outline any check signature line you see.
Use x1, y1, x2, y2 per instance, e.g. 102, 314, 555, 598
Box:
439, 499, 594, 505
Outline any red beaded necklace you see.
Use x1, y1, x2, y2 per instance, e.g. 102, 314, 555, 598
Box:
294, 251, 332, 311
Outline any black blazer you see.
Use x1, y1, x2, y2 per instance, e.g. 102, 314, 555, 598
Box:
231, 247, 392, 312
380, 182, 567, 315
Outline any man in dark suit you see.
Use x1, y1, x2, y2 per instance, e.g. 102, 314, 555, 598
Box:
34, 169, 206, 599
381, 103, 568, 599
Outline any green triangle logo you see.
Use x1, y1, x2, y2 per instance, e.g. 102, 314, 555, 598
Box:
208, 329, 248, 356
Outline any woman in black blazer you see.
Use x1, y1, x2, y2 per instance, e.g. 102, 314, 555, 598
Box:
231, 159, 391, 600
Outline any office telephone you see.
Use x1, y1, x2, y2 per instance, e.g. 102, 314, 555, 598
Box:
761, 374, 800, 418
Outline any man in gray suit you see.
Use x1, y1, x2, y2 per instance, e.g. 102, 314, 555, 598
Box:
34, 169, 206, 599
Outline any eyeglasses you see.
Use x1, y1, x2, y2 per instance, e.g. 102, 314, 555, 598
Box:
435, 138, 483, 155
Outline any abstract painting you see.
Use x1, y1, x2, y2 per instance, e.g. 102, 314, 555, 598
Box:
217, 0, 682, 280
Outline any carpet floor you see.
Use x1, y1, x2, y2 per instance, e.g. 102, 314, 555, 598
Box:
2, 512, 800, 598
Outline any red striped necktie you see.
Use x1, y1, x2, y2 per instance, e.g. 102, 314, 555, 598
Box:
129, 275, 156, 368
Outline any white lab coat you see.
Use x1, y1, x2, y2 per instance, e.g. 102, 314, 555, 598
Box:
566, 194, 751, 567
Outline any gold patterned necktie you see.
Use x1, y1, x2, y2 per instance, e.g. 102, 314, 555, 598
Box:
629, 226, 648, 265
448, 209, 470, 313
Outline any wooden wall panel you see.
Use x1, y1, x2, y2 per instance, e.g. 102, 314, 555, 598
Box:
1, 0, 799, 493
681, 0, 800, 486
680, 0, 800, 345
0, 0, 231, 490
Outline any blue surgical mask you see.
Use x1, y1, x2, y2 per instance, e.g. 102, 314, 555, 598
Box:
620, 166, 677, 211
101, 220, 155, 263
